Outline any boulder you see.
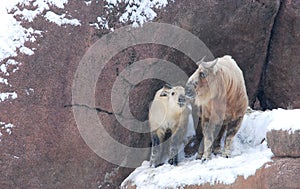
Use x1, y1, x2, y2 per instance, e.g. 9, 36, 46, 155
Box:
267, 129, 300, 157
263, 0, 300, 109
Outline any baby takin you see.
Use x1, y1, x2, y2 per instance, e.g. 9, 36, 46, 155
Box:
185, 55, 248, 161
149, 84, 191, 167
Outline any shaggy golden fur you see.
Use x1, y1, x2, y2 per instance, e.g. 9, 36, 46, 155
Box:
185, 55, 248, 160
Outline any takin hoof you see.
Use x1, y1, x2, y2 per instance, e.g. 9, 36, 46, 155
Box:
213, 147, 222, 155
200, 154, 212, 162
196, 153, 203, 160
150, 160, 164, 168
168, 158, 178, 166
200, 158, 207, 163
222, 154, 230, 158
221, 151, 231, 158
150, 162, 164, 168
196, 154, 210, 163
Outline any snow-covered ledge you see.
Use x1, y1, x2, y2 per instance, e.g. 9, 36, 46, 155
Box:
266, 109, 300, 158
121, 109, 300, 189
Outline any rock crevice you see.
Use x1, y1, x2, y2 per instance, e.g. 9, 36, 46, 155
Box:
64, 104, 114, 115
256, 0, 283, 110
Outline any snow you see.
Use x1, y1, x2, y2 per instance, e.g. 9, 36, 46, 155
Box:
44, 11, 81, 26
25, 88, 34, 95
232, 110, 272, 155
0, 122, 15, 141
0, 64, 8, 74
0, 0, 82, 112
0, 77, 9, 85
84, 1, 92, 6
267, 108, 300, 134
97, 16, 109, 30
0, 5, 34, 61
0, 59, 20, 78
92, 0, 172, 29
12, 0, 69, 22
19, 46, 35, 56
0, 92, 17, 102
0, 0, 83, 142
119, 0, 169, 27
0, 0, 171, 63
0, 0, 80, 62
123, 147, 272, 188
121, 108, 300, 188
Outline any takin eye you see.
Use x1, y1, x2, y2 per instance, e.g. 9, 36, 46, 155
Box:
160, 91, 168, 97
199, 71, 207, 78
171, 92, 175, 96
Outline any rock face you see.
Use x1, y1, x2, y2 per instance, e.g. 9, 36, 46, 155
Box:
0, 0, 299, 189
0, 1, 135, 189
122, 158, 300, 189
262, 0, 300, 109
267, 130, 300, 157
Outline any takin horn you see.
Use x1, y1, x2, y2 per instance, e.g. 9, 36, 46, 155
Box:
164, 83, 173, 89
196, 56, 207, 66
202, 58, 218, 69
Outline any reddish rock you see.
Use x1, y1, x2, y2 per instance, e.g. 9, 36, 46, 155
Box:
263, 0, 300, 109
122, 158, 300, 189
0, 1, 135, 189
267, 129, 300, 157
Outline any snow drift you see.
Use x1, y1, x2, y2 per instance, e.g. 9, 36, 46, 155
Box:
121, 108, 300, 189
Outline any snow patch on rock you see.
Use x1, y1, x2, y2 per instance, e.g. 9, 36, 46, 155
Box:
0, 0, 81, 117
91, 0, 173, 30
44, 11, 81, 26
266, 108, 300, 134
0, 122, 15, 141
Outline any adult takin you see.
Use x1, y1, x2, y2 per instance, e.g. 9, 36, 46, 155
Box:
185, 55, 248, 161
149, 84, 191, 167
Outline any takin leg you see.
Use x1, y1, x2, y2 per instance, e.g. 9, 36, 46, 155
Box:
212, 124, 227, 155
150, 133, 161, 167
194, 111, 204, 159
223, 117, 243, 158
199, 101, 226, 161
196, 119, 204, 159
201, 121, 223, 161
170, 109, 190, 165
195, 117, 205, 159
196, 138, 204, 159
168, 127, 185, 166
168, 137, 178, 166
150, 130, 165, 167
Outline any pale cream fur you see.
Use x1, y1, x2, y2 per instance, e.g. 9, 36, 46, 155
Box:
149, 86, 190, 167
